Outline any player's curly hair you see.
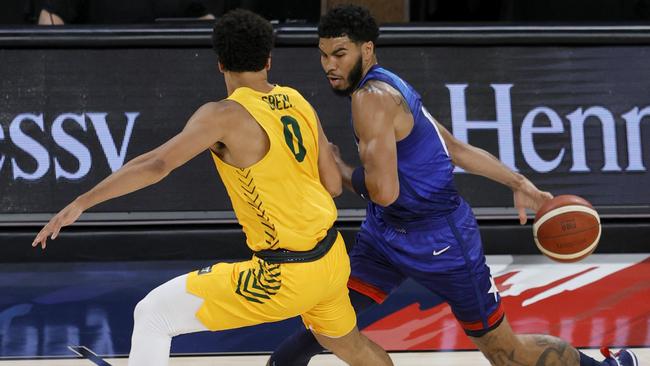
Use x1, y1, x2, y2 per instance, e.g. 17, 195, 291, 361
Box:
318, 4, 379, 44
212, 9, 274, 72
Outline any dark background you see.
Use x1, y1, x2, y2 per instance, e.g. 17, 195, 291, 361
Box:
3, 0, 650, 24
1, 25, 649, 264
1, 46, 649, 215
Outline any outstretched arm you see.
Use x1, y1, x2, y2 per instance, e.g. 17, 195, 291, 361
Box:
434, 120, 552, 224
32, 101, 235, 248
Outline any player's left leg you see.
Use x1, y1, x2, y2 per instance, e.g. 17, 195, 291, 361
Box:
439, 218, 634, 366
469, 317, 640, 366
267, 288, 376, 366
128, 273, 208, 366
295, 232, 393, 366
469, 316, 580, 365
268, 226, 404, 366
312, 326, 393, 366
600, 348, 640, 366
406, 203, 610, 366
416, 250, 598, 365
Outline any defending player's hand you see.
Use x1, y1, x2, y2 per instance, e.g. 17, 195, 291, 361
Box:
329, 143, 353, 174
328, 142, 357, 193
329, 143, 344, 166
32, 200, 84, 249
512, 175, 553, 225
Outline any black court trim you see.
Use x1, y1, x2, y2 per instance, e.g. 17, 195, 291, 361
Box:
68, 346, 112, 366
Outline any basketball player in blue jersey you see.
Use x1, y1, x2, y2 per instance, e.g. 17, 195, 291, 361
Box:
268, 4, 639, 366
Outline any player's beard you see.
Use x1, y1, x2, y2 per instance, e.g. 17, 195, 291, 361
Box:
331, 56, 363, 97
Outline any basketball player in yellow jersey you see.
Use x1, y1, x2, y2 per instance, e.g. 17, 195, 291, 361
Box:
31, 9, 392, 366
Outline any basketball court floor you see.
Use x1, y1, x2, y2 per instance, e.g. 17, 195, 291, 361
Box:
1, 348, 649, 365
1, 253, 649, 365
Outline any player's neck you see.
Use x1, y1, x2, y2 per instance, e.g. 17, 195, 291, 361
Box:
361, 56, 378, 80
225, 71, 274, 96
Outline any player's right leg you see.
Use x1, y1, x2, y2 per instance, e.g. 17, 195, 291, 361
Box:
129, 273, 208, 366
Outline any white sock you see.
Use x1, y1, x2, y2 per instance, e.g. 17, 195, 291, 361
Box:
128, 274, 208, 366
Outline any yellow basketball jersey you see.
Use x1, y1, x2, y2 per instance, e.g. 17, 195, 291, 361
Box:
212, 85, 337, 252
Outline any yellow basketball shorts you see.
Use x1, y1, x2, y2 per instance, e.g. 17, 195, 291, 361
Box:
186, 233, 356, 337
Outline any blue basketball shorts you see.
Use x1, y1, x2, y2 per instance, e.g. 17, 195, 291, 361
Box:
347, 200, 504, 337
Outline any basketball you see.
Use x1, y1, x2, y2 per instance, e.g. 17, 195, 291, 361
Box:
532, 195, 601, 262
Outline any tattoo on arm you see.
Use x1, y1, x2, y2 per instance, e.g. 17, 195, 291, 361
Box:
358, 81, 381, 94
391, 93, 410, 113
359, 81, 410, 114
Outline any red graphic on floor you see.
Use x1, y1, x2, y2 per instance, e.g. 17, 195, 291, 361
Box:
363, 256, 650, 350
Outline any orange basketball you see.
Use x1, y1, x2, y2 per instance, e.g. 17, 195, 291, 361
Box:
532, 195, 601, 262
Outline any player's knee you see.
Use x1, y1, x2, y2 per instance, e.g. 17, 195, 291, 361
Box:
322, 333, 366, 362
133, 295, 152, 321
133, 293, 167, 334
328, 345, 359, 363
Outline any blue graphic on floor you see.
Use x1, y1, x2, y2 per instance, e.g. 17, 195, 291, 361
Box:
0, 260, 439, 357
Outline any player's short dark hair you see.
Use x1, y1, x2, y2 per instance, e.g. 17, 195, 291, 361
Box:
212, 9, 274, 72
318, 4, 379, 44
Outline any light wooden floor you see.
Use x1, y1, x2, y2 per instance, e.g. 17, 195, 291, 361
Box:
1, 348, 648, 365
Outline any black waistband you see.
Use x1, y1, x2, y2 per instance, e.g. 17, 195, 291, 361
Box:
254, 228, 338, 264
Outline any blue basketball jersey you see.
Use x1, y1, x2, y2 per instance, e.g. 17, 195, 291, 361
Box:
354, 65, 461, 226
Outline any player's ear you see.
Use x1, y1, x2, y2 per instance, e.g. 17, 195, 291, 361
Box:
265, 56, 272, 71
361, 41, 374, 61
217, 62, 225, 73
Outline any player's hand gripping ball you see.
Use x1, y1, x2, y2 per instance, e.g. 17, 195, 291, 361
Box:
532, 195, 601, 262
